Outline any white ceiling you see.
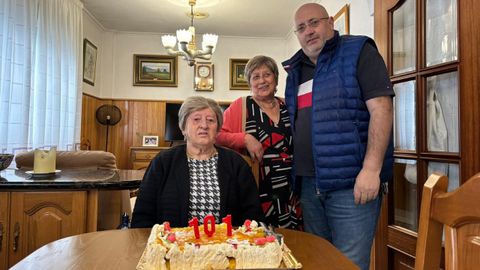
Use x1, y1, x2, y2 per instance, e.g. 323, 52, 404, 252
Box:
82, 0, 314, 38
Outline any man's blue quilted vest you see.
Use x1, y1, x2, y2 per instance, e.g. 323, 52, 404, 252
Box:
283, 33, 393, 191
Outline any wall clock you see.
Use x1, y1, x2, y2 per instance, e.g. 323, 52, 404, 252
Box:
194, 62, 214, 91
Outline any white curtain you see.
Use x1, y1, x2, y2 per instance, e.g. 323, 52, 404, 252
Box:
0, 0, 83, 155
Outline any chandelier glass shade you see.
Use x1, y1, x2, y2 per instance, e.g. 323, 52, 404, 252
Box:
161, 0, 218, 66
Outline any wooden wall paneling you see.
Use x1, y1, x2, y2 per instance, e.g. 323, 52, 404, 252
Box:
108, 100, 167, 169
81, 94, 99, 150
129, 100, 167, 148
109, 100, 130, 169
81, 94, 111, 151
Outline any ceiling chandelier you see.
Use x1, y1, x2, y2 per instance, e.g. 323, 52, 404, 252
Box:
161, 0, 218, 66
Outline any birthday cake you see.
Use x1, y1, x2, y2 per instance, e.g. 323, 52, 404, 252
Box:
136, 217, 284, 270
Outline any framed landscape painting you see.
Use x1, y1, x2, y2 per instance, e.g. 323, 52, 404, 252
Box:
133, 54, 178, 87
229, 58, 249, 90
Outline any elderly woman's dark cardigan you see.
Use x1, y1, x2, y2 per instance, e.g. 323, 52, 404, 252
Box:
131, 144, 265, 228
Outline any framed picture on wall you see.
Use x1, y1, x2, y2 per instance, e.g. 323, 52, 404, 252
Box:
133, 54, 178, 87
83, 39, 97, 86
229, 58, 249, 90
334, 4, 350, 35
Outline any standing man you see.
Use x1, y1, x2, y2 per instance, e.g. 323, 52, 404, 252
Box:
282, 3, 394, 270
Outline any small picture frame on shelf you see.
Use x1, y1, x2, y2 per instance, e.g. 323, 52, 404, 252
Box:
142, 135, 159, 147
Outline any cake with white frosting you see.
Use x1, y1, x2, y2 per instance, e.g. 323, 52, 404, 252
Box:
136, 220, 283, 270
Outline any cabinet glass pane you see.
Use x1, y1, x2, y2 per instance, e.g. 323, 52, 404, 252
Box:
393, 158, 418, 231
393, 81, 416, 151
426, 0, 458, 66
427, 162, 459, 191
426, 72, 459, 152
392, 0, 416, 74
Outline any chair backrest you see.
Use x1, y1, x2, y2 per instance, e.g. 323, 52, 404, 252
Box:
15, 150, 117, 170
414, 172, 480, 270
241, 154, 259, 187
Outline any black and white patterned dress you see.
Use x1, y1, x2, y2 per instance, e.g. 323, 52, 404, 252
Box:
245, 96, 302, 229
187, 154, 221, 222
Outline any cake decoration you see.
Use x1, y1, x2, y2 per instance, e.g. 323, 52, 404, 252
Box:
136, 215, 288, 270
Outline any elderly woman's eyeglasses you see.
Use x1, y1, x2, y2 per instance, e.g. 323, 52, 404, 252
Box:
294, 17, 329, 34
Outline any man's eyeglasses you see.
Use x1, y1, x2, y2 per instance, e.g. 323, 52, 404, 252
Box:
294, 17, 329, 34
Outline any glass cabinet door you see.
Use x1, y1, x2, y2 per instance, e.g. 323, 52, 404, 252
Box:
426, 72, 459, 152
393, 81, 416, 151
386, 0, 461, 266
426, 0, 458, 66
392, 0, 416, 75
393, 158, 418, 231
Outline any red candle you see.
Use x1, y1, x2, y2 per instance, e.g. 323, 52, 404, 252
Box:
222, 215, 232, 236
203, 214, 216, 237
188, 217, 200, 239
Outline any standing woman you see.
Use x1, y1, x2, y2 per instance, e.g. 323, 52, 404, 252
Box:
217, 55, 302, 229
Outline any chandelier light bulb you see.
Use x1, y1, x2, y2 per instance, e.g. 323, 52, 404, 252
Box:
202, 34, 218, 49
176, 29, 192, 43
161, 35, 177, 48
161, 0, 218, 65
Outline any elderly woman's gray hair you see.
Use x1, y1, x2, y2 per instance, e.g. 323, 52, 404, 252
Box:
244, 55, 279, 87
178, 96, 223, 132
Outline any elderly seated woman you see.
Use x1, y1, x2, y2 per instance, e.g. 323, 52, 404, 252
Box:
131, 96, 264, 228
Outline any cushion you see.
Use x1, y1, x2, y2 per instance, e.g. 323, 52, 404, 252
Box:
15, 150, 117, 170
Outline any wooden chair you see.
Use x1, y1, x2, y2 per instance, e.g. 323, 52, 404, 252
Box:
241, 154, 260, 187
414, 172, 480, 270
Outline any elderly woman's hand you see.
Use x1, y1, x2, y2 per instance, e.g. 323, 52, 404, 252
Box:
244, 134, 264, 162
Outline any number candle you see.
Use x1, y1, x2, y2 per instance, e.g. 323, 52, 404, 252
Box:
222, 215, 232, 236
203, 214, 216, 237
188, 217, 200, 239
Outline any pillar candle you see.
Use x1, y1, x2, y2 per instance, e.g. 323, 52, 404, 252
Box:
33, 147, 56, 173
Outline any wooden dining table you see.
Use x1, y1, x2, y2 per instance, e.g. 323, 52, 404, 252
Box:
11, 228, 360, 270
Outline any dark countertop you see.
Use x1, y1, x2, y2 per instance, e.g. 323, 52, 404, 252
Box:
0, 169, 145, 190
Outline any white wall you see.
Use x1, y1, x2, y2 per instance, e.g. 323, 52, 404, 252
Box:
83, 0, 374, 102
106, 33, 286, 102
285, 0, 375, 61
82, 9, 104, 97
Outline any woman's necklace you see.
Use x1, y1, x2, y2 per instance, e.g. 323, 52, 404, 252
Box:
186, 148, 218, 160
252, 96, 280, 125
253, 97, 277, 111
